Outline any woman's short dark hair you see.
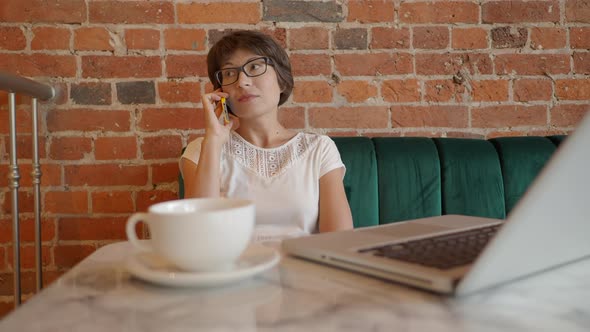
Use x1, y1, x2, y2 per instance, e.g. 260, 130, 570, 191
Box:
207, 30, 294, 106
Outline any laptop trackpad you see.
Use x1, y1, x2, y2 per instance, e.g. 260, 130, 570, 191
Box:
363, 222, 448, 240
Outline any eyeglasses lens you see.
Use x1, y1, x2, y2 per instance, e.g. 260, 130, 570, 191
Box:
217, 57, 269, 86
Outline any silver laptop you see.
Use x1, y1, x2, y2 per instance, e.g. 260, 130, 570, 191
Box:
283, 113, 590, 296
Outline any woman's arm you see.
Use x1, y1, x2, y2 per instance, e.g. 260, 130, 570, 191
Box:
182, 136, 224, 198
182, 90, 233, 198
318, 167, 354, 232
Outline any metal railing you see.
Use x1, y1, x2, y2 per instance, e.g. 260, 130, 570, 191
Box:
0, 71, 55, 308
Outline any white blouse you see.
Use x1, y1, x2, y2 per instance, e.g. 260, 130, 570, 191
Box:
180, 131, 345, 242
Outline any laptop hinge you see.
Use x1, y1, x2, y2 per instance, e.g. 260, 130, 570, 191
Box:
325, 256, 453, 293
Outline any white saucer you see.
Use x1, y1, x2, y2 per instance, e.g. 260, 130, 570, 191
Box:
126, 244, 280, 287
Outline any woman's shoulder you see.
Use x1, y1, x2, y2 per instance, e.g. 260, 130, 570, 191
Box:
298, 132, 337, 148
182, 136, 205, 160
186, 136, 205, 148
299, 131, 333, 142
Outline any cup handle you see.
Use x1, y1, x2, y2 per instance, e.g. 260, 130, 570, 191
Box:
126, 213, 152, 252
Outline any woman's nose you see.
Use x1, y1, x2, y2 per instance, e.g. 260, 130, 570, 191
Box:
236, 70, 252, 87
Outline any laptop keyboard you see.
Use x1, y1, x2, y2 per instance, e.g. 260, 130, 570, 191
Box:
358, 224, 502, 270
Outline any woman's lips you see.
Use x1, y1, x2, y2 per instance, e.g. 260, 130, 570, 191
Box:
238, 94, 257, 102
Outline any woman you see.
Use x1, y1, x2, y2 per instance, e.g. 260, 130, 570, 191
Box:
180, 30, 353, 242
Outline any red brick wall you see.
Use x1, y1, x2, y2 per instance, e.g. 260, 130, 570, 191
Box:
0, 0, 589, 313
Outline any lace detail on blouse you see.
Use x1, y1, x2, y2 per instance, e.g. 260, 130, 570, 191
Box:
224, 132, 319, 178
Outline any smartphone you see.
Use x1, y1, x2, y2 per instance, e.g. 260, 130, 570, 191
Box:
220, 97, 235, 124
220, 87, 236, 117
219, 97, 236, 125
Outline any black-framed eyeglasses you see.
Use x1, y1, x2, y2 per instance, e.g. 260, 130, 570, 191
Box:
214, 57, 274, 86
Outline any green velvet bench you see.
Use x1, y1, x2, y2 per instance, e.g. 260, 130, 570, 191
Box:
179, 135, 566, 228
336, 135, 565, 228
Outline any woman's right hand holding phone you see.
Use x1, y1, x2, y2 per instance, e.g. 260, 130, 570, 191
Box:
201, 90, 235, 146
185, 90, 235, 198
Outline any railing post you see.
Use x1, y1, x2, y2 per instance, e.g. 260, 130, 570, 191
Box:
1, 71, 54, 308
32, 98, 43, 291
8, 92, 21, 307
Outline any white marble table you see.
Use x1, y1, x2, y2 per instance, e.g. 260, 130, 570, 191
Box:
1, 241, 589, 332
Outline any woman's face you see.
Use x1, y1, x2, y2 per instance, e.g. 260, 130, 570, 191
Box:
219, 49, 282, 120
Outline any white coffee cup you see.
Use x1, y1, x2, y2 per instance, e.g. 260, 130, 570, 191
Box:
126, 198, 255, 272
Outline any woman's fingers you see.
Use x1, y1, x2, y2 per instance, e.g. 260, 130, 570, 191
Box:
202, 91, 229, 124
201, 90, 233, 143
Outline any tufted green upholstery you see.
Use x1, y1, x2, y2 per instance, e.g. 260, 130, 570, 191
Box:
547, 135, 567, 147
178, 147, 186, 200
434, 138, 505, 220
179, 136, 562, 228
490, 137, 557, 213
332, 136, 561, 227
332, 137, 379, 228
373, 137, 441, 225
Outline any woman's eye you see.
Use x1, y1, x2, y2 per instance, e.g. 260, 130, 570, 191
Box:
223, 70, 236, 78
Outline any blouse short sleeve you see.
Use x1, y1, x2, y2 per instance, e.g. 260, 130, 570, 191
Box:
179, 137, 204, 178
319, 136, 346, 178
